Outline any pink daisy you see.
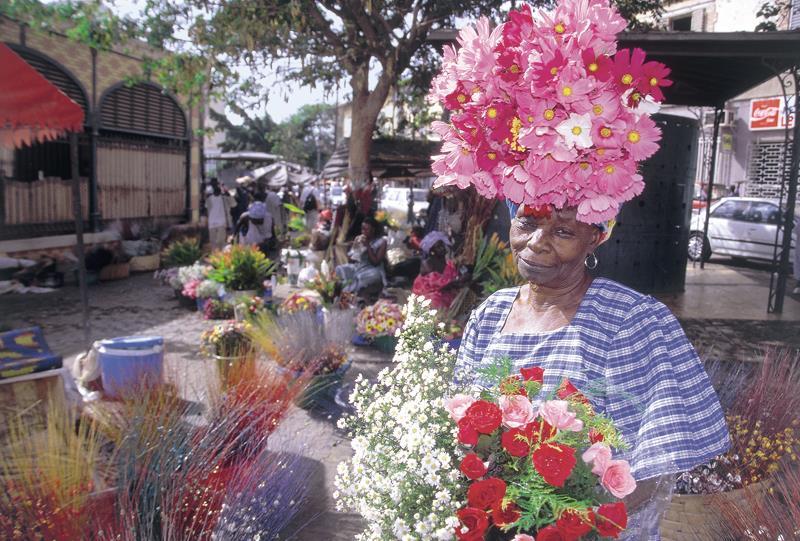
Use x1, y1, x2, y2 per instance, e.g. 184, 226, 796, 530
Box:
622, 115, 661, 161
638, 60, 673, 102
612, 48, 646, 92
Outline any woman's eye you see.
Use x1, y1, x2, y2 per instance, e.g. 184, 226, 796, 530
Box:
556, 228, 574, 237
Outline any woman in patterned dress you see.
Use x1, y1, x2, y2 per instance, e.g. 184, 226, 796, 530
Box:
456, 203, 730, 540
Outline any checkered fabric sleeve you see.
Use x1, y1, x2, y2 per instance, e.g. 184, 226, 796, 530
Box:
604, 297, 731, 481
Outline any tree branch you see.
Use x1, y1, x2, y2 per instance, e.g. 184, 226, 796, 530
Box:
305, 1, 354, 71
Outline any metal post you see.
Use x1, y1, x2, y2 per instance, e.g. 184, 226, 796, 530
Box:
89, 47, 100, 231
768, 68, 799, 313
700, 106, 723, 270
70, 132, 91, 349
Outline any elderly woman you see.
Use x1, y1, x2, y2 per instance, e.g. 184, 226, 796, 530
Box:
456, 203, 729, 538
411, 231, 464, 310
335, 216, 387, 298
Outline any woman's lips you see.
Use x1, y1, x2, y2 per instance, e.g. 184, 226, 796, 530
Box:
519, 257, 553, 271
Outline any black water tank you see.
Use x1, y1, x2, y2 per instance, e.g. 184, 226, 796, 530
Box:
593, 113, 698, 294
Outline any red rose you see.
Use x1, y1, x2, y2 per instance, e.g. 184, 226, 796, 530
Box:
455, 507, 489, 541
536, 525, 564, 541
501, 426, 531, 457
595, 502, 628, 538
588, 428, 605, 444
520, 366, 544, 383
557, 380, 589, 404
467, 477, 507, 510
532, 443, 577, 487
491, 501, 521, 527
460, 453, 487, 480
464, 400, 503, 434
458, 417, 479, 446
530, 419, 557, 443
556, 509, 594, 540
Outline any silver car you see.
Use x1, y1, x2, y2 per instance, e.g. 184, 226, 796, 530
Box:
688, 197, 797, 263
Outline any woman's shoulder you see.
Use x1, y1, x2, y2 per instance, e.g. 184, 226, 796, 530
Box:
582, 278, 673, 331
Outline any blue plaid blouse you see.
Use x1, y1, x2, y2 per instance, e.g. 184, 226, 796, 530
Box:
455, 279, 730, 538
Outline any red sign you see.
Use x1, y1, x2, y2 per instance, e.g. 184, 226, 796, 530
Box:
750, 96, 796, 131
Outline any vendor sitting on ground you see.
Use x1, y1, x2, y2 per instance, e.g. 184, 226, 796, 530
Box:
234, 201, 276, 254
335, 216, 387, 298
310, 209, 334, 251
411, 231, 466, 310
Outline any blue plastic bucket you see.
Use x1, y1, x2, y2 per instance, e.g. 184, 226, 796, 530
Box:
97, 336, 164, 398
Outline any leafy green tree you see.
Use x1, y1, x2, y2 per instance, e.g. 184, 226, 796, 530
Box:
755, 0, 792, 31
269, 104, 336, 170
209, 107, 277, 153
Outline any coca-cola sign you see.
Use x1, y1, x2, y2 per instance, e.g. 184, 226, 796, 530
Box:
750, 96, 796, 131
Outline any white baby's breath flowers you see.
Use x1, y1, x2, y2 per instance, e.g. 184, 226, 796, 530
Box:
335, 295, 464, 541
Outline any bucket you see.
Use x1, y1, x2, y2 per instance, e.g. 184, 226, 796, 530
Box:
97, 336, 164, 398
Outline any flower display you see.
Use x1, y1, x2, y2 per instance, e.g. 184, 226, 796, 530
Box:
356, 300, 404, 338
200, 320, 253, 358
450, 367, 635, 540
429, 0, 671, 223
279, 292, 320, 315
204, 299, 235, 320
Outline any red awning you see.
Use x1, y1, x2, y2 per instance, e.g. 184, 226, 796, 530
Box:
0, 42, 85, 149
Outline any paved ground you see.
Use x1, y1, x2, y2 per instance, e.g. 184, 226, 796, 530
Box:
1, 259, 799, 539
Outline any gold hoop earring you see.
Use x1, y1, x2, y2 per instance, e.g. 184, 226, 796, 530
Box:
585, 252, 598, 270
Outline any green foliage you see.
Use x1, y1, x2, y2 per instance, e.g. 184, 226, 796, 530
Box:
209, 108, 276, 153
268, 104, 336, 170
755, 0, 791, 31
207, 245, 277, 291
161, 238, 202, 268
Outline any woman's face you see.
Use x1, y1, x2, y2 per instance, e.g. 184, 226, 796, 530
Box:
509, 206, 601, 288
361, 222, 374, 238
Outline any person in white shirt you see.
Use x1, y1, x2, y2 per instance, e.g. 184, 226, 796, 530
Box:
300, 185, 320, 230
205, 180, 233, 250
234, 201, 275, 254
265, 188, 285, 235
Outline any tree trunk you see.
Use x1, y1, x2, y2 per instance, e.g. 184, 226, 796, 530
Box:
348, 62, 393, 186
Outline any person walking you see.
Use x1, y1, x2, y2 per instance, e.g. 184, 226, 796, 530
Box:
265, 188, 285, 235
205, 180, 232, 250
300, 184, 320, 230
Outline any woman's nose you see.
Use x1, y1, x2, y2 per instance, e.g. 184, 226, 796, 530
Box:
526, 230, 549, 253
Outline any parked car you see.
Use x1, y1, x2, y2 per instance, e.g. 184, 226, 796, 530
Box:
328, 183, 346, 207
380, 187, 429, 224
688, 197, 797, 263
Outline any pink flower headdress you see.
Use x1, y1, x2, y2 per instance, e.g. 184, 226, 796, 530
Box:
429, 0, 672, 224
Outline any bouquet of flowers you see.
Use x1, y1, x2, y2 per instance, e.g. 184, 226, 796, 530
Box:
429, 0, 670, 223
237, 295, 269, 319
279, 292, 320, 315
446, 364, 634, 540
336, 296, 463, 540
375, 210, 400, 230
196, 279, 222, 300
177, 262, 210, 294
154, 267, 181, 289
204, 299, 234, 320
201, 320, 253, 358
356, 300, 404, 338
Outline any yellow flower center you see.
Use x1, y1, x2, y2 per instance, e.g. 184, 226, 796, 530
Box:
571, 126, 582, 135
487, 151, 497, 160
554, 22, 565, 34
588, 62, 598, 72
597, 148, 606, 156
543, 109, 555, 121
487, 107, 497, 119
621, 73, 633, 85
550, 66, 558, 76
510, 64, 520, 74
562, 86, 573, 97
600, 127, 612, 138
527, 115, 534, 122
472, 86, 481, 94
579, 162, 590, 170
628, 131, 641, 143
605, 164, 615, 174
650, 77, 658, 86
460, 148, 470, 155
631, 92, 642, 102
456, 93, 467, 103
593, 104, 603, 115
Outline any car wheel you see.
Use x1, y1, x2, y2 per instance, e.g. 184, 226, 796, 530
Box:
688, 232, 711, 262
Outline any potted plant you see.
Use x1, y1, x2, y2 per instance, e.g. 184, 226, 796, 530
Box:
203, 299, 235, 320
173, 262, 211, 309
249, 309, 353, 409
161, 237, 203, 268
355, 300, 404, 353
201, 320, 256, 388
208, 245, 277, 302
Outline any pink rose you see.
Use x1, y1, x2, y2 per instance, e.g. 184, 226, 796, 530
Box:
512, 535, 535, 541
446, 394, 476, 422
537, 400, 584, 432
582, 442, 612, 476
601, 459, 637, 498
499, 394, 535, 428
